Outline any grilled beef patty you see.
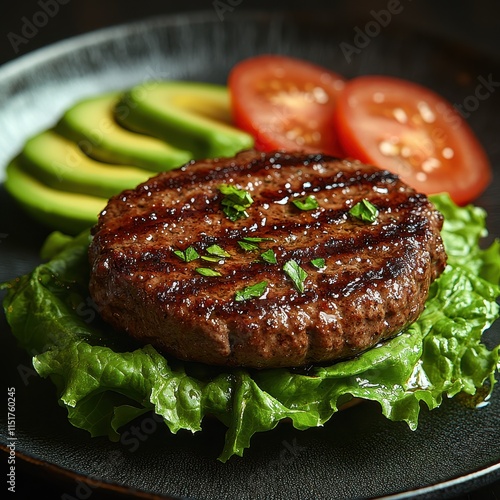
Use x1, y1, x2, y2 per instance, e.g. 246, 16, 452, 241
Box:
89, 150, 447, 368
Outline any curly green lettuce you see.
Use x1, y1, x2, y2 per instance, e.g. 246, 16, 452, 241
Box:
2, 194, 499, 461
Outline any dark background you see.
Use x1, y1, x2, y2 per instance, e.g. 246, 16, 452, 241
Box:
1, 0, 500, 66
1, 1, 500, 499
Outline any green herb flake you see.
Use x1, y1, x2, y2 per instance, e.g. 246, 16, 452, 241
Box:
292, 195, 319, 211
283, 259, 308, 293
238, 240, 260, 252
219, 184, 254, 221
173, 246, 200, 263
235, 280, 268, 302
195, 268, 222, 277
311, 258, 326, 269
206, 244, 231, 259
261, 249, 277, 264
242, 237, 275, 243
349, 199, 379, 223
201, 255, 221, 263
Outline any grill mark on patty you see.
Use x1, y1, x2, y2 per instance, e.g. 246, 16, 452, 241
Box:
97, 165, 403, 243
256, 169, 399, 201
113, 230, 423, 317
122, 152, 360, 195
97, 188, 431, 257
103, 200, 432, 275
151, 251, 414, 312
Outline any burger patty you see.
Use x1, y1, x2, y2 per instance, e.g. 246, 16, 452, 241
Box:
88, 150, 447, 368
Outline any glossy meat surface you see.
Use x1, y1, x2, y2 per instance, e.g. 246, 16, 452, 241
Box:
89, 150, 447, 368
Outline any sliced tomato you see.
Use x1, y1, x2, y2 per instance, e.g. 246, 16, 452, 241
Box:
228, 55, 346, 156
334, 75, 492, 205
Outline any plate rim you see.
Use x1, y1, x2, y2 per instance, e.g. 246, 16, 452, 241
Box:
0, 9, 290, 82
3, 443, 500, 500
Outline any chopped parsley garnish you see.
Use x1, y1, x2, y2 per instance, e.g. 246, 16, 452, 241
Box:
206, 244, 231, 259
202, 245, 230, 262
201, 255, 220, 263
173, 246, 199, 262
283, 259, 308, 293
261, 249, 277, 264
242, 237, 275, 243
195, 267, 222, 277
235, 280, 268, 302
219, 184, 254, 221
311, 257, 326, 269
238, 240, 260, 252
349, 199, 379, 223
238, 236, 275, 252
292, 195, 319, 211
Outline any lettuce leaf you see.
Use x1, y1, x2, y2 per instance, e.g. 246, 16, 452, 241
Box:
2, 194, 499, 461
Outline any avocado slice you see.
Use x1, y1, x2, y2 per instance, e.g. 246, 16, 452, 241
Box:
56, 92, 191, 171
116, 81, 254, 159
19, 130, 152, 198
5, 159, 105, 234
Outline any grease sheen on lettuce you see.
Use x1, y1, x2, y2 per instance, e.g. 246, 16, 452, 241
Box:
2, 194, 500, 461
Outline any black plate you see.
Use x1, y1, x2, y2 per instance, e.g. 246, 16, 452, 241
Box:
1, 10, 500, 500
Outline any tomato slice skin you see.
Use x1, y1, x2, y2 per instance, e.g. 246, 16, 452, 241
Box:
228, 55, 346, 156
334, 75, 492, 205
